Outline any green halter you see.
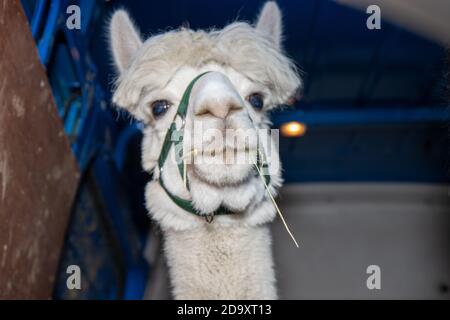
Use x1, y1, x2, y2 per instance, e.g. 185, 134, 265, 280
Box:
157, 72, 271, 222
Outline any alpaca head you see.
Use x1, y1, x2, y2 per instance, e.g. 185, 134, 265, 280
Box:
109, 2, 301, 230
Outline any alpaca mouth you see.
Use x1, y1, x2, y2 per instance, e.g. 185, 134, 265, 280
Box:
189, 146, 257, 167
190, 161, 255, 187
200, 146, 252, 157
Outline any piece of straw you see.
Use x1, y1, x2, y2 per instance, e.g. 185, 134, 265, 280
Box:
253, 161, 300, 248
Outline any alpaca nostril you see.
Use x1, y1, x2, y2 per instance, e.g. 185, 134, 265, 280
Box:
228, 102, 244, 114
195, 100, 243, 119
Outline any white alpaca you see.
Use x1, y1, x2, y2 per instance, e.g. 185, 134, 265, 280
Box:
109, 1, 301, 299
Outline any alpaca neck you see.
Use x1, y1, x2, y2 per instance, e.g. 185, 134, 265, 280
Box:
163, 222, 277, 299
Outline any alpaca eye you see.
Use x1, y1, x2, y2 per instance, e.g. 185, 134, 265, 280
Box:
247, 93, 264, 110
151, 100, 171, 118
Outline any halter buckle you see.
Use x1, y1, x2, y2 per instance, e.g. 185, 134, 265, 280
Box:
204, 214, 214, 224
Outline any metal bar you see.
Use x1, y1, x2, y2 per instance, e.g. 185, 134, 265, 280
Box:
113, 123, 143, 172
272, 106, 450, 126
37, 0, 61, 65
30, 0, 47, 38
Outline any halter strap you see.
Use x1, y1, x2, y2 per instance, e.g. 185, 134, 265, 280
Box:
157, 72, 271, 221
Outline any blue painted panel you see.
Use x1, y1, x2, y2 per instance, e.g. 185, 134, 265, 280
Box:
272, 106, 450, 126
21, 0, 151, 299
279, 124, 449, 183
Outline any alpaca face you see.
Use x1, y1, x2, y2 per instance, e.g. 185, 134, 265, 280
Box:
143, 66, 263, 186
109, 2, 301, 226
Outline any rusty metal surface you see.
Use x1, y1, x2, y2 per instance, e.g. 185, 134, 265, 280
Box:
0, 0, 80, 299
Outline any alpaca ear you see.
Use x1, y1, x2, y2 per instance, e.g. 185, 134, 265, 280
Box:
109, 10, 143, 73
255, 1, 282, 49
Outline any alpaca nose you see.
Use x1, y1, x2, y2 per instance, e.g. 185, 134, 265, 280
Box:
191, 72, 244, 119
197, 100, 243, 119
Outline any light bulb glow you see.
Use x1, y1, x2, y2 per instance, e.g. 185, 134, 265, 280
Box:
280, 121, 307, 137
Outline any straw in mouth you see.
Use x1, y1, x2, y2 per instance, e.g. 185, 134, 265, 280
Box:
253, 160, 300, 248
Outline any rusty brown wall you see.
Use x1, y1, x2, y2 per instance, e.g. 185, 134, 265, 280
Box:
0, 0, 80, 299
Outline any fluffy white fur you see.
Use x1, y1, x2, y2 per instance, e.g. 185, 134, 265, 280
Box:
109, 1, 301, 299
164, 224, 276, 299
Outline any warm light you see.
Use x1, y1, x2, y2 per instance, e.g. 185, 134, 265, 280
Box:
280, 121, 307, 137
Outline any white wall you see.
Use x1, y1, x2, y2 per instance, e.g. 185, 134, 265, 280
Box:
272, 183, 450, 299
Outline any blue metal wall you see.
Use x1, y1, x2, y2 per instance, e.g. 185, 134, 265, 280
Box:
21, 0, 150, 299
